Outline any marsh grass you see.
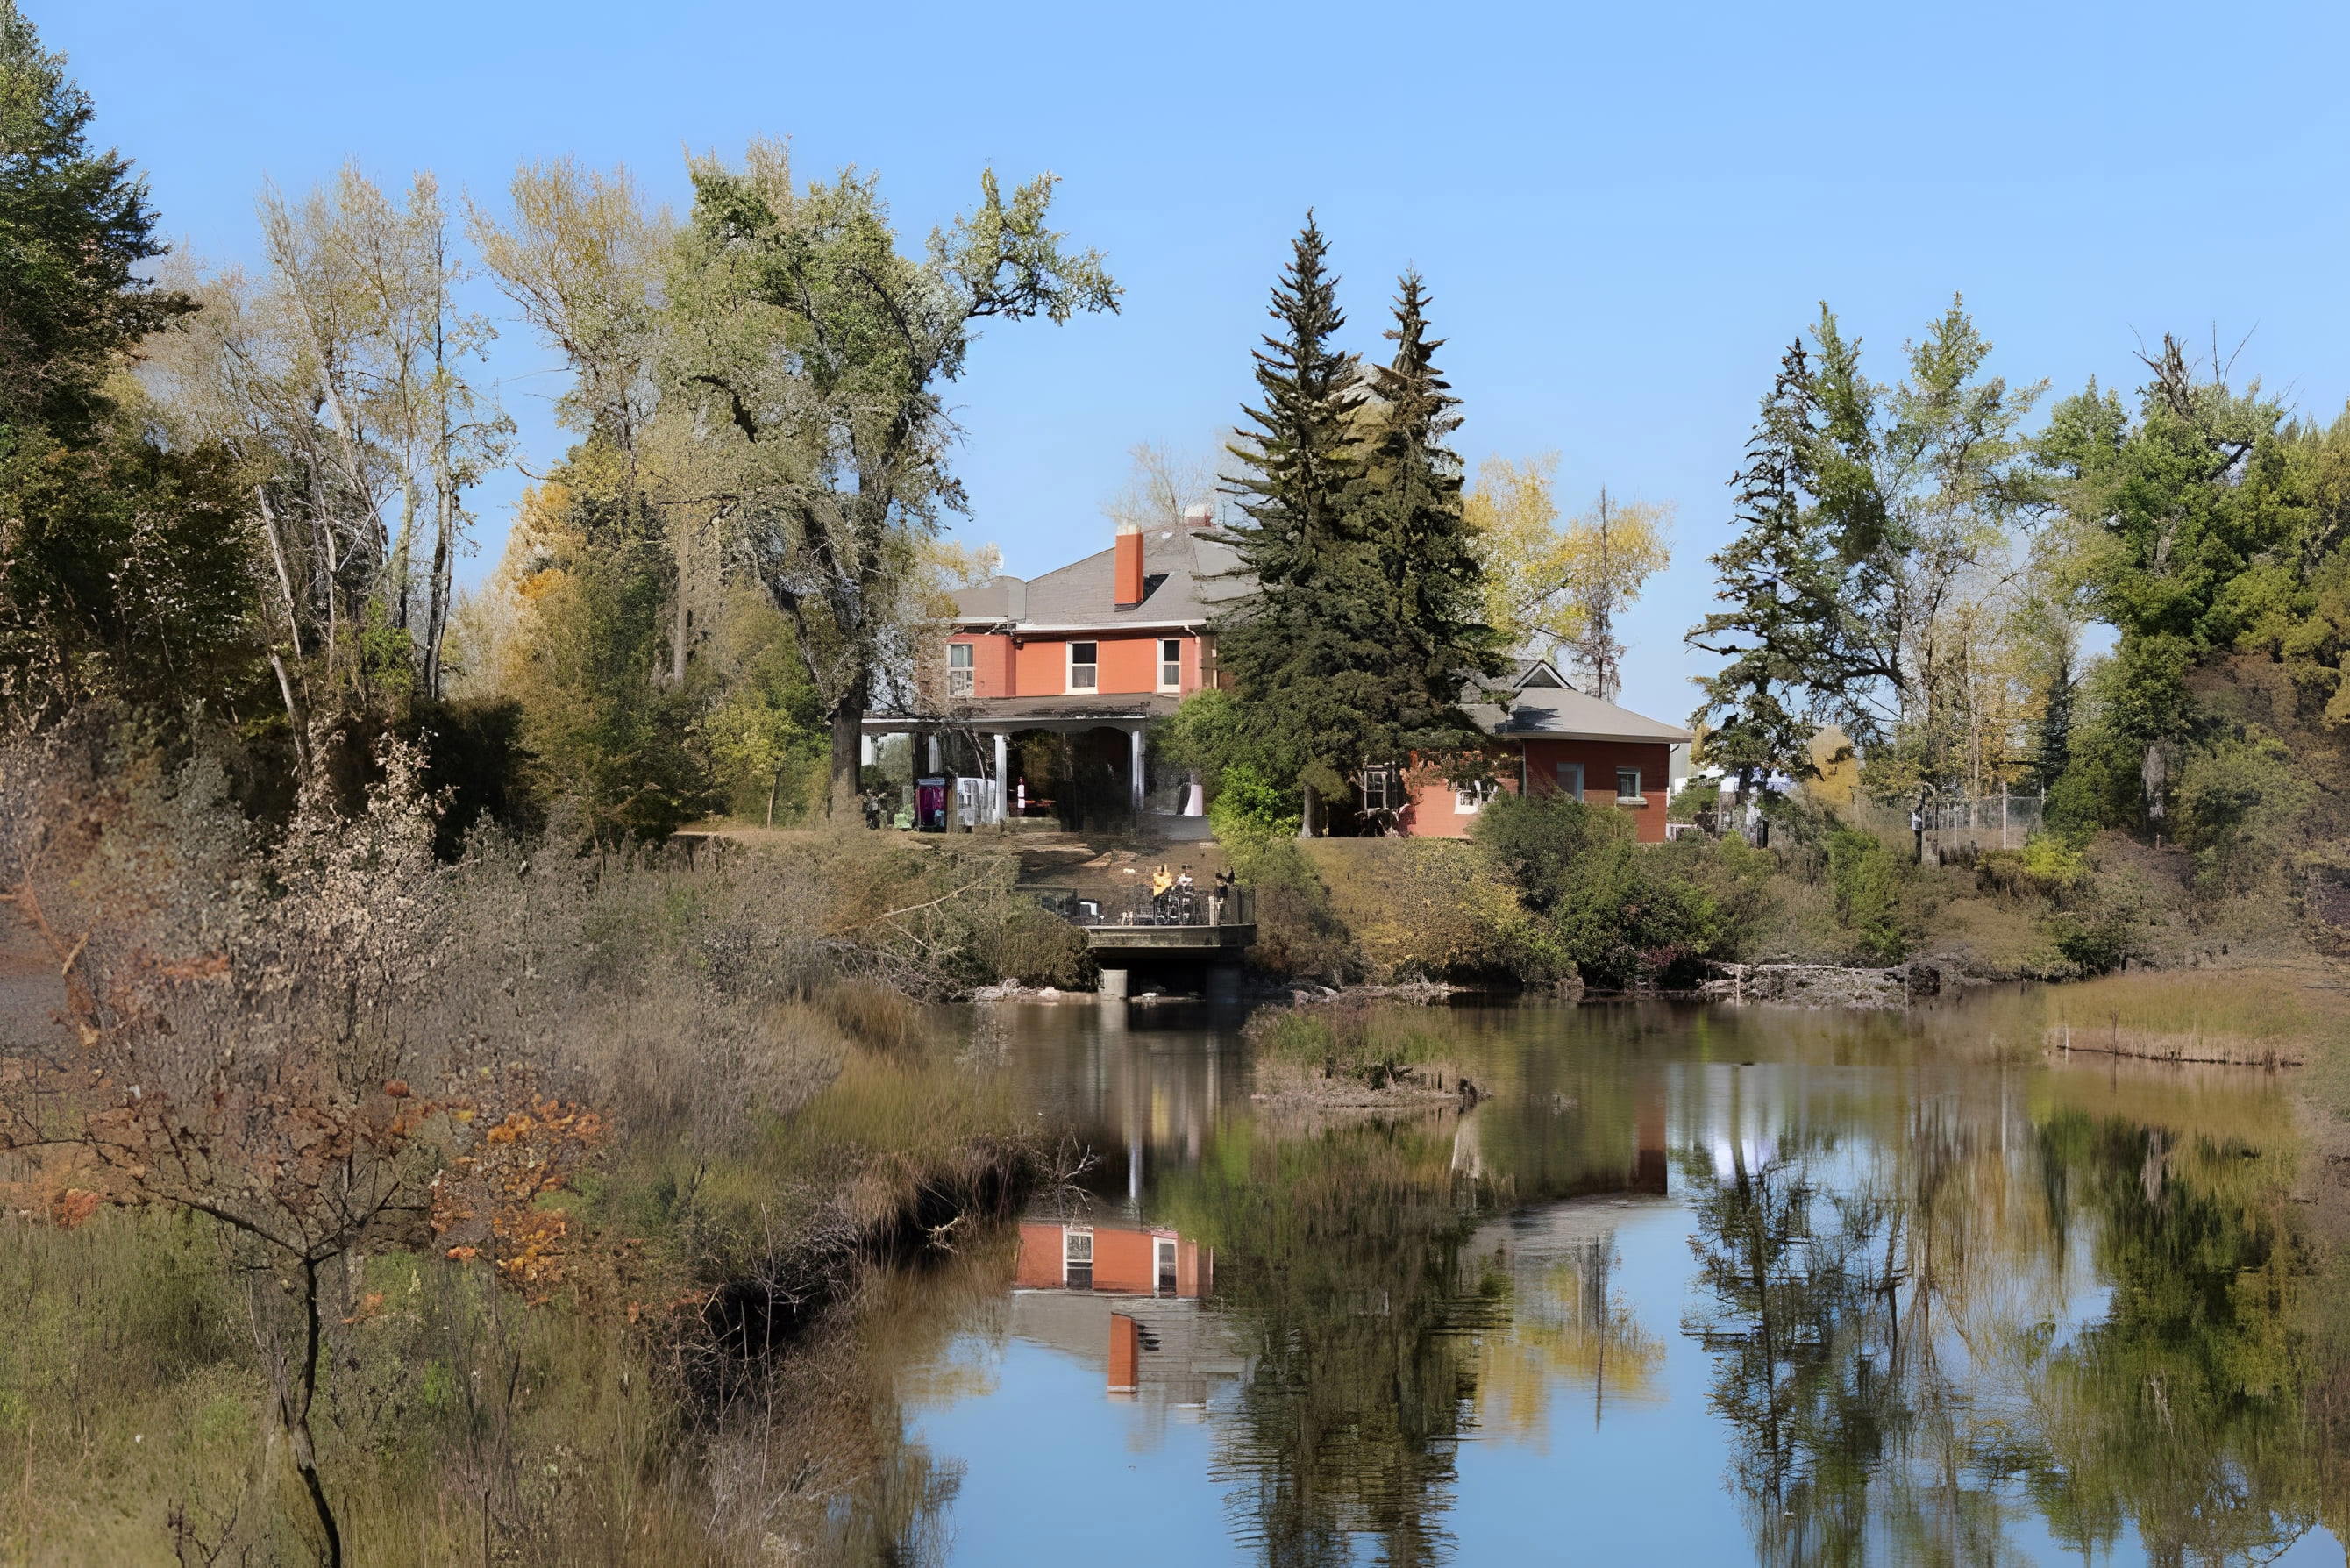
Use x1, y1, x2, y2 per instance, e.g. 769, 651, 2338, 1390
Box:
2043, 967, 2342, 1066
1246, 1001, 1479, 1107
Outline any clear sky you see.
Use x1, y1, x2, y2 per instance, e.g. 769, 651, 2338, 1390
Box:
46, 0, 2350, 724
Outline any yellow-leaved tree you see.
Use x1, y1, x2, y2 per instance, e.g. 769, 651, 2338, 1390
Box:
1466, 456, 1672, 700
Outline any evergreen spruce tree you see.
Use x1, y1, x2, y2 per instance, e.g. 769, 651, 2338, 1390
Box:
1214, 216, 1378, 836
1687, 343, 1841, 792
0, 1, 191, 442
1356, 270, 1502, 763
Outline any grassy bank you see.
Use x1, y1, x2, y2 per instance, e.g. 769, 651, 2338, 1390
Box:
0, 719, 1066, 1565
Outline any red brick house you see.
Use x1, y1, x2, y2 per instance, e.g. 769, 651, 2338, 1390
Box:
864, 505, 1691, 835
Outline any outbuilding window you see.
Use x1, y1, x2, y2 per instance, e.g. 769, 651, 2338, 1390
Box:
1455, 779, 1498, 814
1616, 767, 1643, 802
1361, 767, 1398, 812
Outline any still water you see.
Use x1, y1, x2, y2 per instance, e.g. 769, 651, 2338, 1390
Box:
879, 996, 2343, 1566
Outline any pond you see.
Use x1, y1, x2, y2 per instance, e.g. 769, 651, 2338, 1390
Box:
866, 994, 2346, 1566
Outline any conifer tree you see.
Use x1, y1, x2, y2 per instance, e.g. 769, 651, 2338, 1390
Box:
1214, 216, 1379, 835
1356, 270, 1501, 758
1687, 343, 1844, 790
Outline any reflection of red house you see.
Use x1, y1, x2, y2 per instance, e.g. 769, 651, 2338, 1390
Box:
1013, 1220, 1226, 1401
1015, 1219, 1210, 1298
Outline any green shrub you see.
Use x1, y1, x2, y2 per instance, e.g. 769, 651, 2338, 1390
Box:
1473, 793, 1769, 987
1209, 760, 1301, 840
1825, 828, 1916, 963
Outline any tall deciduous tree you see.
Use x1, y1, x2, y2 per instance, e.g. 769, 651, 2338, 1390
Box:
1556, 488, 1671, 702
666, 143, 1118, 816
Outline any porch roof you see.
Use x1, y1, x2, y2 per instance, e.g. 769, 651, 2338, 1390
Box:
862, 692, 1180, 732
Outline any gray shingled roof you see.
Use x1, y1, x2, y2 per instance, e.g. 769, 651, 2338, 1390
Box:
951, 524, 1246, 629
1466, 688, 1693, 744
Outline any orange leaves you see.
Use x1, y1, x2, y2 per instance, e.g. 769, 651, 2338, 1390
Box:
50, 1187, 101, 1229
431, 1095, 611, 1304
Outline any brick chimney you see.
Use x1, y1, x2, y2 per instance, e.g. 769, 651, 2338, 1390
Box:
1114, 524, 1145, 609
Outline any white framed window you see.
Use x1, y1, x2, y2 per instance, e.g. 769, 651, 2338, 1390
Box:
1063, 1227, 1093, 1289
1361, 767, 1397, 812
1556, 762, 1584, 801
1158, 638, 1183, 691
1616, 767, 1643, 802
946, 641, 974, 697
1455, 779, 1498, 814
1155, 1236, 1179, 1295
1067, 640, 1099, 693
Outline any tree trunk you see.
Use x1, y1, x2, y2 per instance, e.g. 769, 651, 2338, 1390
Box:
828, 681, 869, 820
1298, 782, 1320, 840
282, 1258, 345, 1568
766, 774, 778, 829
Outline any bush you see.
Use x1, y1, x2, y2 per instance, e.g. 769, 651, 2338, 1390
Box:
1473, 793, 1770, 988
1825, 828, 1916, 963
1306, 839, 1524, 982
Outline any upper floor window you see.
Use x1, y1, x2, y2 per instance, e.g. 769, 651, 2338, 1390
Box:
1067, 640, 1099, 692
1158, 638, 1182, 691
1616, 767, 1643, 802
947, 642, 974, 697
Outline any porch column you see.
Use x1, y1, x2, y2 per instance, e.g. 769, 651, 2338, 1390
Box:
993, 731, 1010, 823
1128, 724, 1146, 819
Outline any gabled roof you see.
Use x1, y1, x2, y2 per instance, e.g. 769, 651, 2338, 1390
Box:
1466, 687, 1694, 745
951, 525, 1247, 630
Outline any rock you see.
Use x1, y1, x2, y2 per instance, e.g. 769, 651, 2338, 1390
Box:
1698, 962, 1910, 1009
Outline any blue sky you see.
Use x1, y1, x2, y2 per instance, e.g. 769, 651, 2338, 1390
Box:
46, 0, 2350, 723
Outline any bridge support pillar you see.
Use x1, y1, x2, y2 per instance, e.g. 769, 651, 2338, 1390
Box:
1208, 964, 1243, 1005
1098, 966, 1130, 1000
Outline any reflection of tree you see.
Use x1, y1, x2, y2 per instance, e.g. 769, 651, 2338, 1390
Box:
1477, 1239, 1664, 1446
1678, 1108, 2322, 1568
1679, 1140, 1910, 1566
1161, 1117, 1503, 1567
2022, 1113, 2318, 1567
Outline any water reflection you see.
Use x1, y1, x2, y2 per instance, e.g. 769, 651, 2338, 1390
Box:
893, 997, 2342, 1566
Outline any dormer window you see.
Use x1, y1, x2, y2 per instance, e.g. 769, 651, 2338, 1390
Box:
1067, 641, 1099, 693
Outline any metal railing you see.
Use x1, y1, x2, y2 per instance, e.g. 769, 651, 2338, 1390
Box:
1036, 885, 1255, 930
